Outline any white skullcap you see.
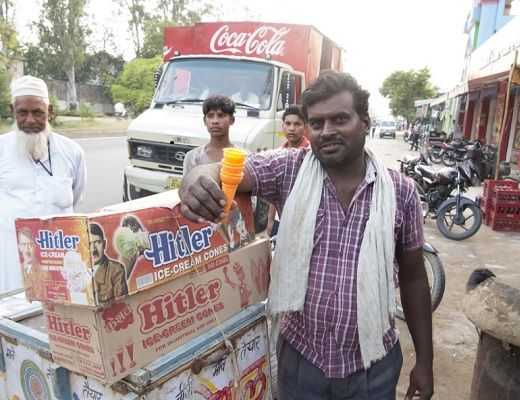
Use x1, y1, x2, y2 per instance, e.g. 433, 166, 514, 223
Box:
11, 75, 49, 104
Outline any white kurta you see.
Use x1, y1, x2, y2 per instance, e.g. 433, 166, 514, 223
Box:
0, 131, 86, 292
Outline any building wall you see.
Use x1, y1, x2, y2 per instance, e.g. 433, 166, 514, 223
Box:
476, 0, 514, 47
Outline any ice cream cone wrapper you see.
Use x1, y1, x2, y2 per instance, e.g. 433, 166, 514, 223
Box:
222, 181, 240, 216
223, 148, 247, 164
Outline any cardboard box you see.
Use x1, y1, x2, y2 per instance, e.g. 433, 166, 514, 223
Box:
68, 315, 271, 399
43, 238, 270, 384
15, 191, 255, 307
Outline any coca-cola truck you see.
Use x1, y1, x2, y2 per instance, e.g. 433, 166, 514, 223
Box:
123, 21, 343, 201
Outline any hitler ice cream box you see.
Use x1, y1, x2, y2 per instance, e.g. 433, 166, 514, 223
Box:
15, 190, 256, 307
42, 237, 271, 384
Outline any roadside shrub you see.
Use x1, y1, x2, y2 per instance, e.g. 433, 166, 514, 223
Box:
79, 102, 95, 120
0, 67, 10, 118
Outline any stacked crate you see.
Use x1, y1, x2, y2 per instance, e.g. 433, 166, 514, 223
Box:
481, 180, 520, 231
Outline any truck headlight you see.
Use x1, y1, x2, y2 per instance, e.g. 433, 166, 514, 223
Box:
136, 145, 153, 158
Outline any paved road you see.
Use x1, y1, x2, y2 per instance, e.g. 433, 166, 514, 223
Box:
75, 136, 128, 213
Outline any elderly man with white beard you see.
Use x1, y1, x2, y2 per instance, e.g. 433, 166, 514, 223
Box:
0, 75, 86, 293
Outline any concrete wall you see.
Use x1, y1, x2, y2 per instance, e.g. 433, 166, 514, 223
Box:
46, 79, 114, 114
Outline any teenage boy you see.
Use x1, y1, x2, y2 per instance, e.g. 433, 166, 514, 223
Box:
183, 95, 236, 176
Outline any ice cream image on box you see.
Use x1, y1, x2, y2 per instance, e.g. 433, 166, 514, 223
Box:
63, 251, 90, 303
114, 215, 150, 278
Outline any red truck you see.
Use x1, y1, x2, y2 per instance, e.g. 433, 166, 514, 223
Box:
123, 21, 343, 200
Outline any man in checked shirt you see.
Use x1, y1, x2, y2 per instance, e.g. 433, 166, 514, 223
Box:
179, 71, 433, 400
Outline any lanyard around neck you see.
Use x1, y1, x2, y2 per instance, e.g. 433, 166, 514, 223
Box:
35, 141, 53, 177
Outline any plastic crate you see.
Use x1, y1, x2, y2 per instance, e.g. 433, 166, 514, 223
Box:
483, 179, 519, 200
490, 204, 520, 220
491, 189, 520, 207
489, 213, 520, 232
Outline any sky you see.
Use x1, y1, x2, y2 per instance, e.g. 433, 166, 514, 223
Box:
14, 0, 473, 117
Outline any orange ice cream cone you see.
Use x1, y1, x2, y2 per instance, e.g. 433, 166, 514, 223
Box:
220, 148, 247, 218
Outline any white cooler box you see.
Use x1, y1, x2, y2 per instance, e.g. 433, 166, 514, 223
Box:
0, 291, 272, 399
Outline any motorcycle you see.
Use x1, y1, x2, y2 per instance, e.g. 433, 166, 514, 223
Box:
413, 159, 482, 240
398, 151, 430, 180
440, 139, 469, 166
428, 143, 445, 164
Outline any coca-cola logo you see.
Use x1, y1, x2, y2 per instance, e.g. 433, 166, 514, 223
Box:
210, 25, 290, 57
102, 303, 134, 333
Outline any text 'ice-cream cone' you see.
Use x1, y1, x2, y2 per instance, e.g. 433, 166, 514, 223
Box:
220, 148, 247, 218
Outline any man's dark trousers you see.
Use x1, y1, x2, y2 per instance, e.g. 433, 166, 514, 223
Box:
277, 336, 403, 400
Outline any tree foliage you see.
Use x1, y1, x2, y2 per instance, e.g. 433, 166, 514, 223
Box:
0, 66, 10, 117
110, 55, 161, 115
140, 17, 171, 59
77, 51, 125, 88
118, 0, 214, 58
117, 0, 148, 57
0, 0, 13, 23
156, 0, 213, 25
0, 0, 19, 67
380, 68, 438, 123
36, 0, 90, 108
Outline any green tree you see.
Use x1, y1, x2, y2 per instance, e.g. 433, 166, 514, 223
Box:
111, 55, 161, 115
76, 51, 125, 97
141, 17, 170, 58
0, 0, 20, 67
0, 0, 19, 117
156, 0, 213, 25
23, 44, 67, 80
36, 0, 90, 109
116, 0, 148, 57
137, 0, 214, 58
0, 66, 10, 117
0, 0, 13, 23
380, 68, 438, 123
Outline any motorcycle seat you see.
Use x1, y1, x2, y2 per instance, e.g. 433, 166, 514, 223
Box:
403, 154, 420, 163
417, 165, 438, 179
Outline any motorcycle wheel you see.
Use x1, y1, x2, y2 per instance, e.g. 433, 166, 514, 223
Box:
430, 151, 442, 164
396, 248, 446, 320
441, 151, 456, 167
436, 199, 482, 240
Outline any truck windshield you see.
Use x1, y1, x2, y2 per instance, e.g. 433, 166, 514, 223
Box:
155, 58, 274, 110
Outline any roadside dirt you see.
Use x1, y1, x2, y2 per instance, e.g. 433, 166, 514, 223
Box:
396, 217, 520, 399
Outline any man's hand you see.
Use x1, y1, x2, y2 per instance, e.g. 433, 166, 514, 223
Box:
179, 165, 227, 223
405, 362, 434, 400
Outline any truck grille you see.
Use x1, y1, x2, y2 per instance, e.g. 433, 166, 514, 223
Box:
129, 139, 195, 169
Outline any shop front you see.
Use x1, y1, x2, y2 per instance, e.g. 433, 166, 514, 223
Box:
463, 15, 520, 164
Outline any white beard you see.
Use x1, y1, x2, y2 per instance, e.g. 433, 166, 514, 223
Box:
15, 125, 51, 161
